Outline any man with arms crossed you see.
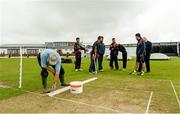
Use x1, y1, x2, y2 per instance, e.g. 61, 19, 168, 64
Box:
143, 37, 152, 73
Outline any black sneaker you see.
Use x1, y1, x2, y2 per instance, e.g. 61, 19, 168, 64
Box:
61, 83, 70, 86
43, 88, 51, 93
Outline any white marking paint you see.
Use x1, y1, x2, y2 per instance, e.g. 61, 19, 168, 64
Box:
145, 92, 153, 114
170, 80, 180, 108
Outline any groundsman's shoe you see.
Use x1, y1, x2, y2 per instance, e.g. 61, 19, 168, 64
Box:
43, 88, 51, 93
61, 83, 70, 86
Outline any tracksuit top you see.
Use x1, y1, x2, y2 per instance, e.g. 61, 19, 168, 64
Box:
74, 43, 85, 56
136, 38, 146, 56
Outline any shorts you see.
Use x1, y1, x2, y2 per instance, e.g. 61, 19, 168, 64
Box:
136, 54, 145, 63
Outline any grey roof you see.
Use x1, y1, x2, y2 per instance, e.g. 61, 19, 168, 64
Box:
0, 44, 45, 48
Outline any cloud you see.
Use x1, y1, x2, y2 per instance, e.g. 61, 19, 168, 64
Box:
0, 0, 180, 45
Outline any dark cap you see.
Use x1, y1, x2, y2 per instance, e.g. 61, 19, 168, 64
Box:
97, 36, 104, 40
135, 33, 141, 37
76, 37, 80, 40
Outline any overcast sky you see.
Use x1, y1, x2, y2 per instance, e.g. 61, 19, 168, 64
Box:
0, 0, 180, 45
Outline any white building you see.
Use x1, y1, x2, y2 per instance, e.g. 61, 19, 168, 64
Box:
0, 42, 179, 57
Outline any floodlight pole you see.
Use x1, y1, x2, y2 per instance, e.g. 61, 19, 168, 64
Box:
177, 42, 180, 56
19, 47, 23, 88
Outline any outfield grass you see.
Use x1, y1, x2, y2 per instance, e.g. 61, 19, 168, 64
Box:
0, 57, 180, 113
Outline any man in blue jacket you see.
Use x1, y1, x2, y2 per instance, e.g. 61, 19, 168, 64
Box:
98, 36, 105, 71
143, 37, 152, 73
89, 36, 103, 73
132, 33, 146, 75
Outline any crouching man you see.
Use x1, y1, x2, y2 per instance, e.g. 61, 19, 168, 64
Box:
37, 49, 69, 93
117, 43, 127, 71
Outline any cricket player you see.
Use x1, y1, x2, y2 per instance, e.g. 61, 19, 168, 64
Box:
132, 33, 146, 75
117, 44, 127, 71
143, 37, 152, 73
109, 38, 119, 70
37, 49, 69, 93
98, 36, 105, 71
74, 37, 86, 71
89, 36, 103, 73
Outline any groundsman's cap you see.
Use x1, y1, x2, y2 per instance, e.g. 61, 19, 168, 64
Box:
49, 51, 58, 65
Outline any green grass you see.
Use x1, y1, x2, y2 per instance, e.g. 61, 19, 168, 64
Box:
0, 57, 180, 112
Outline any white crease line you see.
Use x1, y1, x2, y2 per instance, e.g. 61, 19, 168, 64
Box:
145, 92, 153, 114
52, 96, 120, 112
16, 88, 120, 113
87, 85, 151, 93
170, 80, 180, 108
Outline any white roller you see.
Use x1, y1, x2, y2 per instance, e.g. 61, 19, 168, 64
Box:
82, 77, 98, 84
47, 86, 70, 97
47, 77, 98, 97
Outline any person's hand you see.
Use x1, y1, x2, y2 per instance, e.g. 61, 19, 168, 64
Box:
92, 54, 96, 60
85, 49, 88, 52
51, 73, 59, 91
115, 44, 119, 47
140, 54, 144, 58
51, 82, 57, 91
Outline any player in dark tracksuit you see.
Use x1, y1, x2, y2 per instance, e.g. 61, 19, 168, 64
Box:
74, 37, 86, 71
143, 37, 152, 73
117, 44, 127, 71
98, 38, 105, 71
89, 36, 103, 73
132, 33, 146, 75
110, 38, 119, 70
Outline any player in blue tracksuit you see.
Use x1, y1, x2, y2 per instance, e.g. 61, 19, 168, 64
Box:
143, 37, 152, 73
98, 37, 105, 71
132, 33, 146, 75
89, 36, 103, 73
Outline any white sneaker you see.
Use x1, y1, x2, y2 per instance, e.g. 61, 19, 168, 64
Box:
99, 69, 104, 72
140, 71, 144, 76
123, 69, 126, 71
132, 71, 136, 75
75, 69, 79, 72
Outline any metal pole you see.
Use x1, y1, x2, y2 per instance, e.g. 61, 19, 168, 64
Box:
19, 47, 23, 88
